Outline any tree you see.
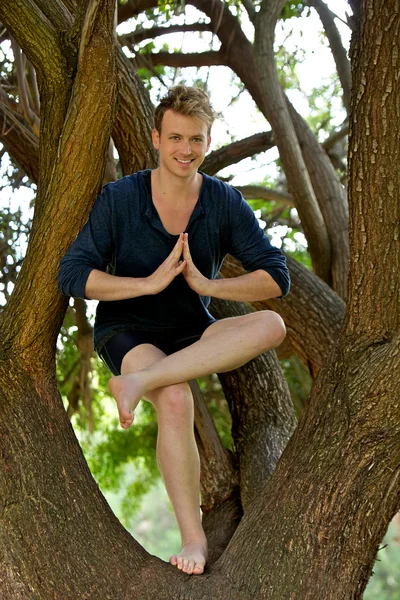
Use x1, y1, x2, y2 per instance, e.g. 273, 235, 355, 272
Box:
0, 0, 399, 598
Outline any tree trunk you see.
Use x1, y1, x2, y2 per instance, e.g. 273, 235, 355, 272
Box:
0, 1, 399, 599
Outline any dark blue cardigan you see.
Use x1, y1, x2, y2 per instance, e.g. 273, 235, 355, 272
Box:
58, 170, 290, 352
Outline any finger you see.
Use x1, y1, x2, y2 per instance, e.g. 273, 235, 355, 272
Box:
183, 239, 191, 261
166, 235, 183, 264
175, 260, 187, 274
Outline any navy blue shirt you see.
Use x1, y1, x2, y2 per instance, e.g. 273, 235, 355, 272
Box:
58, 170, 290, 352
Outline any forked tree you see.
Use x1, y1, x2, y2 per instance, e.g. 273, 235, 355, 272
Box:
0, 0, 399, 598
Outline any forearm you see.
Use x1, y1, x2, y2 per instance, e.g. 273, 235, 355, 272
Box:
205, 270, 282, 302
85, 269, 149, 301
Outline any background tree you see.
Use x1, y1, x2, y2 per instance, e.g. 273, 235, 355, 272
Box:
0, 0, 399, 598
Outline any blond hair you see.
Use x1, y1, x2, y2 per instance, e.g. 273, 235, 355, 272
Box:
154, 85, 216, 134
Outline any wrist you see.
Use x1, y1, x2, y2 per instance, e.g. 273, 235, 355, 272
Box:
134, 277, 153, 297
202, 277, 216, 297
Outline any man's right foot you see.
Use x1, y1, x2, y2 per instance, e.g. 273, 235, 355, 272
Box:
108, 374, 145, 429
170, 541, 208, 575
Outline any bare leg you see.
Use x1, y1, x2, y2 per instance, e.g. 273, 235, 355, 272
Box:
109, 310, 286, 425
119, 345, 207, 575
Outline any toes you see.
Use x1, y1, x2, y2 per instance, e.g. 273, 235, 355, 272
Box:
169, 555, 178, 566
186, 560, 194, 575
193, 562, 204, 575
181, 558, 190, 574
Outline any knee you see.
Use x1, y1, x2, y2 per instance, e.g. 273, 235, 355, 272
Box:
261, 311, 286, 349
154, 384, 193, 423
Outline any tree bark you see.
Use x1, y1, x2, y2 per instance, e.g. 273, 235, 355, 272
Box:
210, 298, 297, 510
1, 1, 399, 599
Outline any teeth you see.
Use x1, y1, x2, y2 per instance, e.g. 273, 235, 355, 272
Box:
177, 159, 192, 163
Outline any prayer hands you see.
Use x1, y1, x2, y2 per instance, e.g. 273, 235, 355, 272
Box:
181, 233, 211, 295
145, 233, 186, 294
145, 232, 211, 296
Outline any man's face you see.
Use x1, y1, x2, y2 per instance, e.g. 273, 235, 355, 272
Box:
152, 110, 211, 179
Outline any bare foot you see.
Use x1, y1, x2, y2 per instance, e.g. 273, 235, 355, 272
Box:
170, 542, 207, 575
108, 374, 145, 429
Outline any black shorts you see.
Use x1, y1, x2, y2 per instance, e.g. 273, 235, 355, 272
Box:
98, 326, 213, 376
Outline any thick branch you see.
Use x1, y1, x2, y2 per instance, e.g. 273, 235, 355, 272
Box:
0, 92, 39, 183
234, 185, 293, 206
254, 0, 332, 284
30, 0, 73, 32
202, 131, 275, 176
3, 0, 117, 365
113, 46, 157, 174
138, 50, 228, 69
286, 98, 349, 300
310, 0, 351, 112
210, 298, 296, 510
0, 0, 65, 83
120, 22, 212, 45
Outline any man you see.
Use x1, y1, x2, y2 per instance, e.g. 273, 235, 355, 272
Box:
58, 85, 290, 576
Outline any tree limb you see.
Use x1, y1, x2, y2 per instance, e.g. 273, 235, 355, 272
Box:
138, 50, 228, 68
2, 0, 117, 365
310, 0, 351, 112
202, 130, 275, 175
119, 22, 212, 46
235, 185, 293, 205
0, 0, 65, 82
10, 38, 40, 136
241, 0, 256, 23
0, 87, 39, 182
286, 98, 349, 300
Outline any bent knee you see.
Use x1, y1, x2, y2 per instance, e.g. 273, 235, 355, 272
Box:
261, 311, 286, 349
152, 383, 193, 420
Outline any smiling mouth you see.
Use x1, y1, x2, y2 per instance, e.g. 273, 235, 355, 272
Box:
175, 158, 194, 164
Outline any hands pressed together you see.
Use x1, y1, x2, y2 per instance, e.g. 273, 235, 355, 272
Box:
145, 233, 211, 296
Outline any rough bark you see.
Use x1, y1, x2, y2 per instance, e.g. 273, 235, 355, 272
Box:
1, 2, 398, 599
210, 298, 297, 510
213, 3, 400, 597
113, 47, 158, 175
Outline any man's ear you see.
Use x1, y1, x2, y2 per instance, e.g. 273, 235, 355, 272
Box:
206, 136, 211, 152
152, 128, 160, 150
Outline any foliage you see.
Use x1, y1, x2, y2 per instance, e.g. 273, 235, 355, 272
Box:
280, 2, 308, 21
364, 521, 400, 599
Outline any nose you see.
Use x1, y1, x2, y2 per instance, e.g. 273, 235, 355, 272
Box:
181, 139, 192, 155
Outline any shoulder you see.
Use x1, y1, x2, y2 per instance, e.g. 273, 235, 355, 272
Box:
101, 170, 148, 197
200, 172, 243, 207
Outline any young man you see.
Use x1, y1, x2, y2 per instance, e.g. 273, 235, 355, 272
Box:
58, 85, 290, 576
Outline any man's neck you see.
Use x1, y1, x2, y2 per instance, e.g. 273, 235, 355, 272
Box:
152, 168, 202, 204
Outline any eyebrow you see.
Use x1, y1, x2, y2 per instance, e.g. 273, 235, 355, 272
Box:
168, 132, 205, 138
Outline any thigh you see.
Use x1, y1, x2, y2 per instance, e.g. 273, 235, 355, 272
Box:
120, 342, 166, 375
99, 330, 164, 376
121, 343, 192, 411
200, 312, 258, 339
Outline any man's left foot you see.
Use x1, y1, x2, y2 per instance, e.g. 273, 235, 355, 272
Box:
170, 542, 207, 575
